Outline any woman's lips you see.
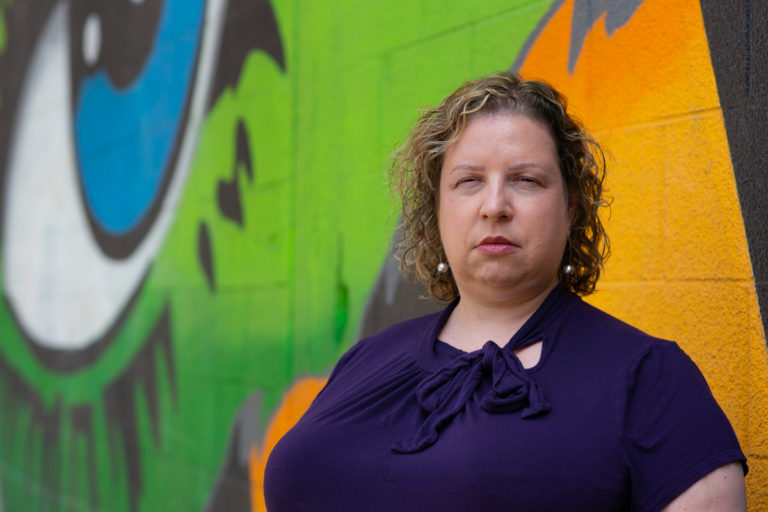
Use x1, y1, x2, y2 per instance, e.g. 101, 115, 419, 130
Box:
476, 236, 519, 255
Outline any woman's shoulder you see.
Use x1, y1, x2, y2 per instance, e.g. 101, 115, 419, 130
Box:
329, 308, 445, 378
364, 308, 443, 341
351, 308, 445, 359
563, 296, 676, 363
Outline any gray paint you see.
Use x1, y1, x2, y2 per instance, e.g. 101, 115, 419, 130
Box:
513, 0, 645, 73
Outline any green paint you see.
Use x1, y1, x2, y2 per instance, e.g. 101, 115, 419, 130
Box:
334, 235, 349, 346
0, 1, 554, 510
0, 1, 7, 54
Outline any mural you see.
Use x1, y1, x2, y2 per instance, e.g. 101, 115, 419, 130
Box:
0, 0, 286, 510
0, 0, 765, 511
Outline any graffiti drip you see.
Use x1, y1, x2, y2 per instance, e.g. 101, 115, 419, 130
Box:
104, 305, 176, 512
0, 304, 175, 512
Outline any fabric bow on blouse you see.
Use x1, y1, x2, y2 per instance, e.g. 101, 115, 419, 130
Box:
392, 337, 551, 454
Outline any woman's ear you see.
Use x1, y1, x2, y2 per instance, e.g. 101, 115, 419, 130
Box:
568, 195, 576, 226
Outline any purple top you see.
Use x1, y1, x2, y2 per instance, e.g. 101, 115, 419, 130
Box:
264, 285, 746, 511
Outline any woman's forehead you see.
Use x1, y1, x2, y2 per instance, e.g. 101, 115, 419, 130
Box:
444, 114, 558, 163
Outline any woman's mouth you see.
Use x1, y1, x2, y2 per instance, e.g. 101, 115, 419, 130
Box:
476, 236, 519, 255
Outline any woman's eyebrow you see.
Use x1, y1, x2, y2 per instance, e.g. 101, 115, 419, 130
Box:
446, 163, 484, 175
506, 161, 556, 172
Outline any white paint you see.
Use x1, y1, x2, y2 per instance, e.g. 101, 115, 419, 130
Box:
82, 13, 101, 66
2, 0, 228, 349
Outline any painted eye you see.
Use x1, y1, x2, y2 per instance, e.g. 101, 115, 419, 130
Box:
2, 0, 207, 351
71, 0, 203, 253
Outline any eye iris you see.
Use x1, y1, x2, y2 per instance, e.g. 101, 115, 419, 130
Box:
73, 0, 205, 238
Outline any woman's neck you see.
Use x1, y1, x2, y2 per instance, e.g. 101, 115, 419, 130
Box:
438, 281, 557, 352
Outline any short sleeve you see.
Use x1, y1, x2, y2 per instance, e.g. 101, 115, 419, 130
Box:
615, 341, 747, 512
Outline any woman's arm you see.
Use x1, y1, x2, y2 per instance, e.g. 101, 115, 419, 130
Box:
662, 462, 746, 511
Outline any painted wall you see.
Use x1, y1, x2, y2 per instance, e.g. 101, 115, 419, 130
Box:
0, 0, 764, 511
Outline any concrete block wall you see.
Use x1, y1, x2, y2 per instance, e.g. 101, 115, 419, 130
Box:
516, 2, 768, 509
0, 0, 764, 510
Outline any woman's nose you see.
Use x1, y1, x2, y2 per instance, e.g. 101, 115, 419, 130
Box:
480, 183, 513, 220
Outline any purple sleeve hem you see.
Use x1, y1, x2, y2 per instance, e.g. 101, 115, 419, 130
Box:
636, 449, 747, 512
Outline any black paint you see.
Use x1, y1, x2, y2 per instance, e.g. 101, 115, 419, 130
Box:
217, 120, 254, 227
700, 0, 768, 341
198, 221, 216, 292
207, 0, 285, 109
71, 405, 99, 511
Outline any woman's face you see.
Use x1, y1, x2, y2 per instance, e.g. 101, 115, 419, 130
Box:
438, 113, 572, 305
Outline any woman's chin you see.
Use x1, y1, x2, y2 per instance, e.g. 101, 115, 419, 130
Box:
459, 270, 558, 302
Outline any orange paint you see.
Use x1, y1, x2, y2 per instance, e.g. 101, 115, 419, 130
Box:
249, 377, 327, 512
521, 0, 767, 507
521, 0, 719, 129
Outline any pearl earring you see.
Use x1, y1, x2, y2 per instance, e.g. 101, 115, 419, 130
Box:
563, 264, 574, 275
437, 262, 449, 274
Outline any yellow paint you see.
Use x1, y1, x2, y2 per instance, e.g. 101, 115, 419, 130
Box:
520, 0, 767, 507
249, 377, 327, 512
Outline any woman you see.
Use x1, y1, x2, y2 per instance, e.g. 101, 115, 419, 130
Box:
264, 72, 747, 511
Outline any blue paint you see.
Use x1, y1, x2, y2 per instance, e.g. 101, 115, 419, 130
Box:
74, 0, 205, 235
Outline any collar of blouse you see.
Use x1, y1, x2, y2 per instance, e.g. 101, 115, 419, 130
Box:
394, 284, 578, 454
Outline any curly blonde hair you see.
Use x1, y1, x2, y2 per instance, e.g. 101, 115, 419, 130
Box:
390, 71, 610, 302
